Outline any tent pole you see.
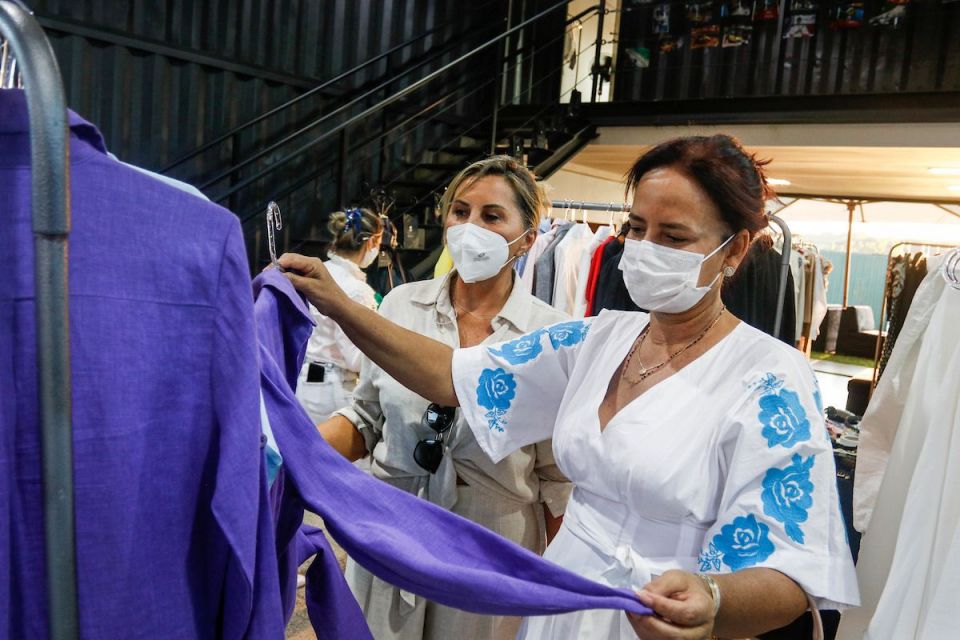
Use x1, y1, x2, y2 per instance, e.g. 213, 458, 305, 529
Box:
842, 200, 855, 308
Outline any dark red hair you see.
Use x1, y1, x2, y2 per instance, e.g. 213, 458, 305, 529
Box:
625, 135, 773, 239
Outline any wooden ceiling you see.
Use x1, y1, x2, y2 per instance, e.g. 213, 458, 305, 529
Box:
565, 123, 960, 204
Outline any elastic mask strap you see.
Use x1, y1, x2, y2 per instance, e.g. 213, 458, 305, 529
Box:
701, 235, 734, 289
702, 234, 734, 261
506, 229, 530, 248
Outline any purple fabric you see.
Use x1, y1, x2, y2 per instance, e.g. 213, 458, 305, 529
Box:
298, 526, 372, 639
0, 91, 283, 638
252, 269, 653, 619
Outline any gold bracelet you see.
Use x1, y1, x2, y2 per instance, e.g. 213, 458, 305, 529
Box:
698, 573, 722, 618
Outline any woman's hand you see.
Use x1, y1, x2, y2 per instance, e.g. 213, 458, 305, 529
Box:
278, 252, 350, 316
627, 570, 716, 640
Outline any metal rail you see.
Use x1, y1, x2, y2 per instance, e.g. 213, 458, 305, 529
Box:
0, 1, 76, 637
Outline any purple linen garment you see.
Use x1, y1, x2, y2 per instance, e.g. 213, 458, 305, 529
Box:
0, 91, 283, 638
252, 270, 653, 619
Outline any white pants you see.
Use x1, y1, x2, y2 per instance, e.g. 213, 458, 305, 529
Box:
295, 362, 356, 424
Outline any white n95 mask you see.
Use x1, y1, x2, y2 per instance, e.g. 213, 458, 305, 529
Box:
619, 235, 732, 313
446, 223, 527, 283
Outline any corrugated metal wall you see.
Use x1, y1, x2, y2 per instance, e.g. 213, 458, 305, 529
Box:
32, 0, 509, 268
34, 0, 499, 173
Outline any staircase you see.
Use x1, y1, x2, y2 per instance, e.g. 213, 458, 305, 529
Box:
160, 0, 606, 288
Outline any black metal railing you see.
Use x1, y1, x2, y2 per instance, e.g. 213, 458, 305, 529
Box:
162, 0, 506, 175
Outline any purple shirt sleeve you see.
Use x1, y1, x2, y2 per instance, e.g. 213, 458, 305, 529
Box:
253, 270, 652, 619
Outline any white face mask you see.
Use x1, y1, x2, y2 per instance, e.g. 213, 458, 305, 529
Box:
446, 223, 528, 284
359, 242, 379, 268
619, 235, 733, 313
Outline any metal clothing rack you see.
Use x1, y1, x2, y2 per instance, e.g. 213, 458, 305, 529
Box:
550, 199, 793, 334
0, 1, 77, 638
871, 241, 959, 389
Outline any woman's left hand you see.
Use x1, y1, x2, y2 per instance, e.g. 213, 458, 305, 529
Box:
627, 570, 715, 640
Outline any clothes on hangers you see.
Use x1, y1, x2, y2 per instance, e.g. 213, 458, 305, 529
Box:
584, 234, 616, 317
590, 233, 642, 314
0, 91, 284, 638
721, 241, 797, 345
519, 226, 555, 293
572, 226, 612, 318
251, 269, 653, 623
552, 223, 599, 316
533, 222, 573, 304
837, 254, 960, 639
877, 251, 927, 379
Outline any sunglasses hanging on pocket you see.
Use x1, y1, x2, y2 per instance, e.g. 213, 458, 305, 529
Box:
413, 404, 457, 474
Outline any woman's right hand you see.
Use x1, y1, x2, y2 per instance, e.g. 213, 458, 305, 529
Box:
279, 252, 350, 316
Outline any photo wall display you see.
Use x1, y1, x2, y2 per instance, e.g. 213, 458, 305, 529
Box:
626, 0, 917, 68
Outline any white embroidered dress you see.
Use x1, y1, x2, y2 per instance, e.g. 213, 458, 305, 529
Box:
451, 310, 859, 639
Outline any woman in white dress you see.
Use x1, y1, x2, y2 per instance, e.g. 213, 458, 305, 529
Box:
281, 135, 860, 639
295, 208, 382, 423
318, 156, 572, 640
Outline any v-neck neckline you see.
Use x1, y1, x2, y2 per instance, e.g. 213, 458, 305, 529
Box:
595, 317, 744, 434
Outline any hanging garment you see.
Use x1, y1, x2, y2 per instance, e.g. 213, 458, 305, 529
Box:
809, 255, 827, 341
251, 269, 653, 621
792, 251, 807, 343
296, 253, 378, 423
0, 91, 283, 638
591, 234, 642, 314
450, 312, 859, 638
433, 246, 454, 278
837, 256, 960, 639
877, 252, 926, 379
721, 242, 797, 345
519, 227, 555, 293
533, 222, 573, 304
552, 223, 600, 315
332, 271, 571, 639
584, 235, 616, 317
571, 226, 612, 318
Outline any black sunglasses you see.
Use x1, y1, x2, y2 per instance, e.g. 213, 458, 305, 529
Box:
413, 403, 457, 474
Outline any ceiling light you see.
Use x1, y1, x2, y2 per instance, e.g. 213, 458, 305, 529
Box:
768, 178, 791, 186
929, 168, 960, 175
948, 185, 960, 192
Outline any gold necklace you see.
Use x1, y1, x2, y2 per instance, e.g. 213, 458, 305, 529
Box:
622, 307, 726, 385
454, 304, 498, 320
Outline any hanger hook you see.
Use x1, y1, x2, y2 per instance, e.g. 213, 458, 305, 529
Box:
266, 201, 282, 269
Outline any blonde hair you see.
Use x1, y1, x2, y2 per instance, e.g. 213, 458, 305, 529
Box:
326, 207, 382, 254
438, 155, 545, 231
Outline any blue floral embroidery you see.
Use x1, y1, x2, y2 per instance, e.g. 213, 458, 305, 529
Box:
476, 368, 517, 432
488, 329, 546, 365
709, 514, 776, 571
812, 378, 824, 416
762, 454, 816, 544
759, 388, 811, 448
698, 542, 723, 572
754, 373, 785, 394
546, 320, 590, 350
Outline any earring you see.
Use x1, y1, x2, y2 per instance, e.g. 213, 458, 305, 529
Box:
723, 266, 735, 277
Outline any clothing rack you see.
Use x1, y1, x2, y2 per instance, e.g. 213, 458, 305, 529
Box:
550, 199, 630, 226
0, 2, 77, 638
871, 241, 959, 389
551, 199, 793, 337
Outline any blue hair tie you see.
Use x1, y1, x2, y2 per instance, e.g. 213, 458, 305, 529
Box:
345, 207, 364, 236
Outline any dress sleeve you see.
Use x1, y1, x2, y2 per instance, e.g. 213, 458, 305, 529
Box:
452, 319, 591, 464
696, 359, 859, 611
